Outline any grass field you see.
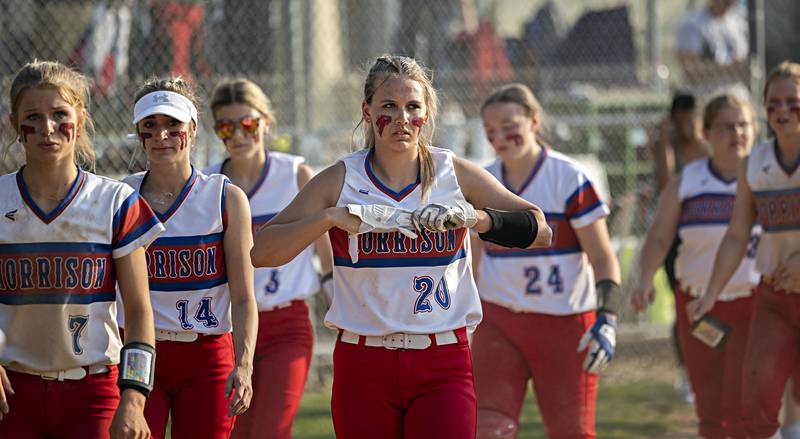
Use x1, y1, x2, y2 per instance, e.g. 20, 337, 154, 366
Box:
292, 336, 698, 439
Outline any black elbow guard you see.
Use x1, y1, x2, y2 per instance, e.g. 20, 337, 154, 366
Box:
478, 208, 539, 248
118, 342, 156, 398
596, 279, 623, 316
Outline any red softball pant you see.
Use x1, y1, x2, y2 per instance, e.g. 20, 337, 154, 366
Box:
739, 280, 800, 438
674, 288, 754, 439
231, 300, 313, 439
331, 327, 476, 439
145, 333, 236, 439
472, 301, 598, 439
0, 366, 119, 438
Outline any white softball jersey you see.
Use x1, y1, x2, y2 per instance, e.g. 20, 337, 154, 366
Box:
676, 158, 760, 300
746, 139, 800, 275
205, 152, 319, 310
326, 147, 482, 336
478, 149, 609, 315
120, 168, 233, 334
0, 168, 163, 372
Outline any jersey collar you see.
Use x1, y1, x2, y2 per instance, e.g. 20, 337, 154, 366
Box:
16, 165, 86, 224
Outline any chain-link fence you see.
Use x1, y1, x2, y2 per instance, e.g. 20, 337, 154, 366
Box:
0, 0, 787, 312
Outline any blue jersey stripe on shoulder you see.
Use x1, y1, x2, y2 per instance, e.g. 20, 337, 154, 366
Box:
149, 277, 228, 292
570, 200, 606, 219
151, 233, 224, 247
0, 242, 111, 255
0, 291, 115, 305
333, 249, 466, 268
114, 216, 162, 250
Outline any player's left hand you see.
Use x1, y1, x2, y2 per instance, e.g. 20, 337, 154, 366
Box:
225, 364, 253, 417
110, 389, 150, 439
773, 252, 800, 292
411, 199, 477, 232
577, 312, 617, 374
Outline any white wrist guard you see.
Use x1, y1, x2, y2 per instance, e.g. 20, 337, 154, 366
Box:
119, 342, 156, 397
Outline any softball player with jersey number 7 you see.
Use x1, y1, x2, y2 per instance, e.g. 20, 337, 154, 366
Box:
0, 60, 163, 439
252, 55, 551, 439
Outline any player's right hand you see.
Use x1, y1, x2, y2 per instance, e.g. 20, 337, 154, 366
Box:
327, 206, 362, 234
630, 282, 655, 313
0, 365, 14, 421
110, 389, 150, 439
686, 294, 715, 323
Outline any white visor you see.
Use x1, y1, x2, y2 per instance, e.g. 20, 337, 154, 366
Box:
133, 91, 198, 125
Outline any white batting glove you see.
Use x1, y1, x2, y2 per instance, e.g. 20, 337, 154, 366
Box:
346, 204, 418, 239
345, 204, 417, 264
411, 199, 477, 232
576, 313, 617, 374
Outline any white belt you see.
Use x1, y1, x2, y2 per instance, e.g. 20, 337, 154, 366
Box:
156, 329, 199, 342
261, 300, 295, 312
8, 364, 109, 381
340, 330, 458, 350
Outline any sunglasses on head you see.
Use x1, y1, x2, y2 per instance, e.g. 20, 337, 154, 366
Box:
214, 116, 261, 140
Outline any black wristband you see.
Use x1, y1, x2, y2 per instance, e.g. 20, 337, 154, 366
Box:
320, 272, 333, 283
478, 208, 539, 249
118, 342, 156, 398
596, 279, 622, 316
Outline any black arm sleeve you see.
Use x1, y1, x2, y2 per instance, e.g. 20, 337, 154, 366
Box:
596, 279, 623, 316
478, 208, 539, 249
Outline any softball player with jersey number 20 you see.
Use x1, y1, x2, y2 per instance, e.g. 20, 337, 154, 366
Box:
252, 55, 552, 439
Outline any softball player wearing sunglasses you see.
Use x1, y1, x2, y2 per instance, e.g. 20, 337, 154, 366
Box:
205, 78, 333, 439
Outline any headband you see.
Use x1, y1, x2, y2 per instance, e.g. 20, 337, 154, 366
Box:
133, 91, 198, 125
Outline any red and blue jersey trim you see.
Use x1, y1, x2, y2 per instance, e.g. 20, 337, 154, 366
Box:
330, 227, 467, 268
753, 187, 800, 232
145, 232, 227, 291
16, 166, 86, 224
112, 192, 162, 250
364, 149, 420, 201
0, 242, 116, 305
679, 192, 735, 227
565, 180, 604, 219
143, 166, 198, 223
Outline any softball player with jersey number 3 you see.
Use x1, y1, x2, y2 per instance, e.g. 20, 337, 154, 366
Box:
252, 55, 551, 439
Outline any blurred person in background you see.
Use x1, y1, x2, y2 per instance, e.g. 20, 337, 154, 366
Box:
205, 78, 333, 439
120, 76, 257, 439
472, 83, 621, 439
688, 61, 800, 439
652, 92, 709, 192
676, 0, 750, 90
650, 90, 709, 405
633, 93, 759, 439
